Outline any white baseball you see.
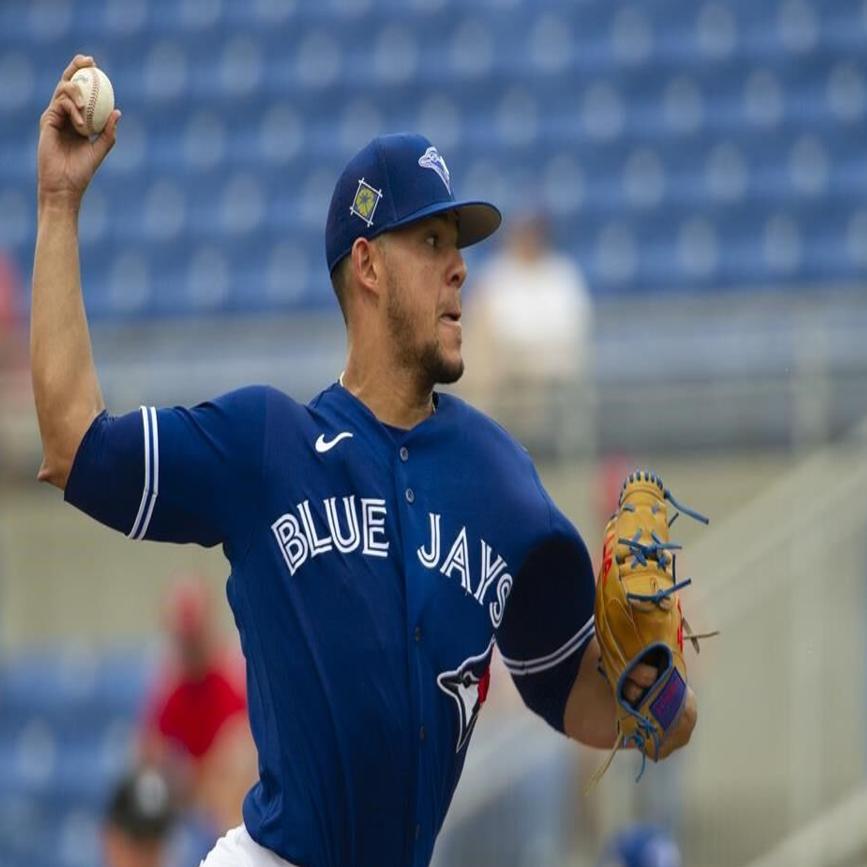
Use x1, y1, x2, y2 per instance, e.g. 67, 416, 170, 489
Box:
71, 66, 114, 136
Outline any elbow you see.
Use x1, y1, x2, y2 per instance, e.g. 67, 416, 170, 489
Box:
35, 407, 102, 490
37, 433, 80, 490
37, 454, 72, 490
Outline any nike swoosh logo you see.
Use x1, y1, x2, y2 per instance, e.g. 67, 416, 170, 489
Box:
315, 432, 354, 453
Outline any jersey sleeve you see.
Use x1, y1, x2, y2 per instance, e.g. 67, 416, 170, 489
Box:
495, 496, 596, 733
63, 385, 270, 547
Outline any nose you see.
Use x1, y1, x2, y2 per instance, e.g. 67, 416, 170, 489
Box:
449, 249, 467, 290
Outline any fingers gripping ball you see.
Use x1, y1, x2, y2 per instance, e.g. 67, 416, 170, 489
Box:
71, 66, 114, 136
590, 470, 715, 787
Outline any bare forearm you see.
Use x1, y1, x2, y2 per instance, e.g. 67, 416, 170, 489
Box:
563, 637, 619, 748
31, 197, 104, 487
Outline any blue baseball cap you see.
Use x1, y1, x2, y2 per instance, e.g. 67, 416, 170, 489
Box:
325, 132, 502, 273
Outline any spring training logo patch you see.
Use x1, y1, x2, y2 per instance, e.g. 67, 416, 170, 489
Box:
350, 178, 383, 227
418, 146, 451, 194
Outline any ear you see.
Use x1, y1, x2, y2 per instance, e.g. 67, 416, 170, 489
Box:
350, 236, 385, 300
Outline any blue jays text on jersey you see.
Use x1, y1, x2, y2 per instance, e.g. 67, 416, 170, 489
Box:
272, 498, 513, 630
64, 382, 596, 867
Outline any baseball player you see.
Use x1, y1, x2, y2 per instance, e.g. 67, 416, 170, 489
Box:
33, 56, 696, 867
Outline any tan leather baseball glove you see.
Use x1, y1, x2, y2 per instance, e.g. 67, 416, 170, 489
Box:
589, 470, 715, 787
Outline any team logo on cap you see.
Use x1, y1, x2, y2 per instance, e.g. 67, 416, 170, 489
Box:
350, 178, 383, 227
418, 146, 451, 194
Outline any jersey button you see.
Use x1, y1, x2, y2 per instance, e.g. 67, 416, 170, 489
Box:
399, 446, 409, 462
405, 488, 415, 504
419, 724, 426, 742
414, 626, 422, 643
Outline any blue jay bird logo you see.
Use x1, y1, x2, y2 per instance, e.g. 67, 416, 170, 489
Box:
418, 146, 451, 194
437, 639, 495, 752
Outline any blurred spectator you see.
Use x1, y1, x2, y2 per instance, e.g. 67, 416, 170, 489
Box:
597, 823, 682, 867
139, 575, 256, 843
0, 251, 26, 423
0, 250, 25, 486
0, 251, 23, 366
103, 767, 176, 867
595, 454, 639, 537
462, 213, 594, 457
0, 250, 26, 367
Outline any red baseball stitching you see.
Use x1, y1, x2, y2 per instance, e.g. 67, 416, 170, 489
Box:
84, 70, 100, 134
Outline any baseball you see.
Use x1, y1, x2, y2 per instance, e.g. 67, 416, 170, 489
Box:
71, 66, 114, 136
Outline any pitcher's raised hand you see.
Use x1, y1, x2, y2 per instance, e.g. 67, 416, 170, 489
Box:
37, 54, 121, 208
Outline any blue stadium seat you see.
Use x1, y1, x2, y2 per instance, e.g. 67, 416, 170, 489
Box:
0, 646, 152, 864
3, 0, 867, 306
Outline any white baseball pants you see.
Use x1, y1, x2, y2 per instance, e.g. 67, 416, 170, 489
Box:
200, 824, 300, 867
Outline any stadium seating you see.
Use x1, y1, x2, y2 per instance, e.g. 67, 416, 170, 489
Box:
1, 0, 865, 315
0, 647, 151, 867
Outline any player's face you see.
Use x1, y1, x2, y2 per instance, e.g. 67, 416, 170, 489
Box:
381, 213, 467, 387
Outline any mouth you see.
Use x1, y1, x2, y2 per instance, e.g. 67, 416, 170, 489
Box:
439, 310, 462, 325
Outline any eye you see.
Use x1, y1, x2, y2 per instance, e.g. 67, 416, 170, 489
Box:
425, 232, 439, 248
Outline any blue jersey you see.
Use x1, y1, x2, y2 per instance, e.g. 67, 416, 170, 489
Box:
65, 382, 595, 867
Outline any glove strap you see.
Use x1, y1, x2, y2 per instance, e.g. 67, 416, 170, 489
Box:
664, 488, 710, 525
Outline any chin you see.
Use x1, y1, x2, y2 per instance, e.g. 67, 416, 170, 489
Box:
434, 354, 464, 385
419, 345, 464, 386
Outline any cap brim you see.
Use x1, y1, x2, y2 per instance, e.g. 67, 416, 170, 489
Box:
387, 199, 502, 249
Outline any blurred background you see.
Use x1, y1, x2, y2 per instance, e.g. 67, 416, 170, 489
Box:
1, 0, 867, 865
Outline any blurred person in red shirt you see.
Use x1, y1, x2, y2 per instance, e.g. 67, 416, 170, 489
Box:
140, 575, 256, 838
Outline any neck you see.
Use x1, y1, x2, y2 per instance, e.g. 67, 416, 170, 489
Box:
341, 346, 434, 430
